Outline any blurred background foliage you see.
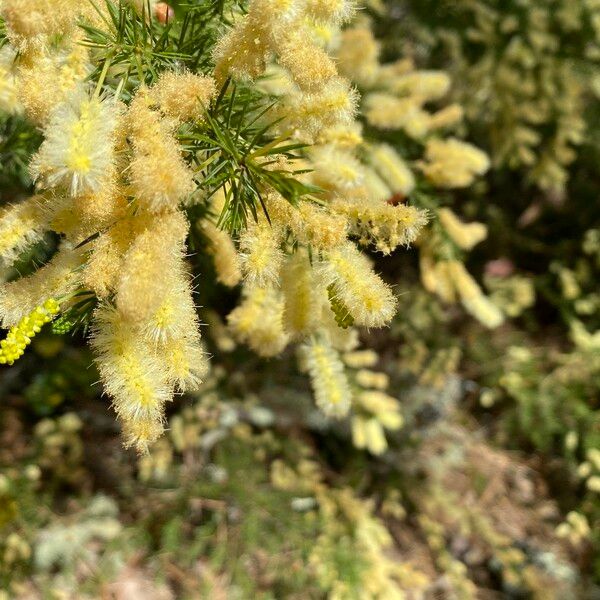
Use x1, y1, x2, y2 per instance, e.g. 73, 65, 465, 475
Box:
1, 0, 600, 598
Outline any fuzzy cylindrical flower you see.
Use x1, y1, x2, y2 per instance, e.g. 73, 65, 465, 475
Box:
30, 94, 118, 197
284, 77, 358, 139
304, 336, 351, 417
421, 138, 490, 189
367, 144, 415, 196
151, 71, 216, 122
307, 145, 364, 192
148, 275, 209, 394
200, 221, 243, 288
50, 178, 128, 244
288, 201, 349, 251
17, 35, 91, 125
438, 208, 487, 250
336, 26, 380, 88
140, 263, 198, 345
227, 283, 290, 357
115, 211, 189, 325
213, 15, 271, 83
357, 390, 403, 428
331, 197, 427, 254
316, 122, 363, 149
282, 251, 327, 338
355, 370, 389, 390
0, 196, 49, 266
319, 243, 397, 328
343, 349, 378, 369
127, 92, 196, 212
385, 71, 451, 101
432, 261, 457, 304
91, 306, 173, 452
0, 246, 82, 327
352, 416, 389, 455
447, 260, 504, 328
305, 0, 355, 25
364, 93, 430, 138
83, 214, 151, 300
158, 332, 209, 393
360, 166, 393, 203
265, 192, 348, 250
239, 220, 285, 287
1, 0, 83, 46
276, 31, 337, 90
428, 104, 464, 130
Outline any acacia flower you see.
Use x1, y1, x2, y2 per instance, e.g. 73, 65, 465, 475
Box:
319, 243, 397, 328
304, 336, 351, 418
30, 94, 118, 197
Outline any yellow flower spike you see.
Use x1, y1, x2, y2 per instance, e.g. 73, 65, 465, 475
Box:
30, 95, 119, 197
303, 335, 351, 418
438, 207, 488, 250
0, 299, 60, 365
319, 242, 397, 328
0, 195, 49, 267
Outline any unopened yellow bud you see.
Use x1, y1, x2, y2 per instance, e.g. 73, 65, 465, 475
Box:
0, 299, 60, 365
